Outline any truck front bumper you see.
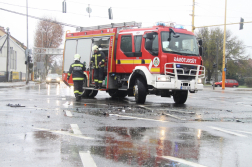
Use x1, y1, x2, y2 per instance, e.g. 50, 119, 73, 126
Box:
155, 79, 203, 91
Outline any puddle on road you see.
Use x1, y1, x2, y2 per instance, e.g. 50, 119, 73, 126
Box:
91, 126, 220, 167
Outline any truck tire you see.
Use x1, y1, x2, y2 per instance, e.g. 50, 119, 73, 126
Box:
88, 90, 98, 98
173, 90, 188, 104
109, 90, 128, 98
82, 78, 98, 98
133, 79, 147, 104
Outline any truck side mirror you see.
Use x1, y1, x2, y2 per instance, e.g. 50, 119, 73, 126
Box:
198, 39, 202, 46
199, 47, 203, 56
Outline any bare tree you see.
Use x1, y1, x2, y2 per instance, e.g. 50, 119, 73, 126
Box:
195, 27, 249, 81
34, 17, 64, 76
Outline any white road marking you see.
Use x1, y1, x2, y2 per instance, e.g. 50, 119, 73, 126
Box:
79, 151, 97, 167
163, 113, 186, 121
66, 110, 73, 117
33, 127, 94, 140
161, 156, 207, 167
71, 124, 82, 135
209, 126, 247, 137
109, 114, 169, 122
232, 130, 252, 135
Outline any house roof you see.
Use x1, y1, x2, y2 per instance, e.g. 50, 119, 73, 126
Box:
0, 27, 27, 50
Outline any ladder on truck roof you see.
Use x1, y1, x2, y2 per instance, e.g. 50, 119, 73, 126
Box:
76, 21, 142, 32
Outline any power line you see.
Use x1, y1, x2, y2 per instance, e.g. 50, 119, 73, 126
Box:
66, 0, 192, 9
0, 1, 61, 12
0, 1, 191, 13
0, 7, 80, 28
196, 2, 252, 15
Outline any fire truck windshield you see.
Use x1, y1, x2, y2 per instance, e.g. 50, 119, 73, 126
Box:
161, 32, 199, 56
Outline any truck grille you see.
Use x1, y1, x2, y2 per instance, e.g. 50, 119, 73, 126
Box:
165, 63, 205, 80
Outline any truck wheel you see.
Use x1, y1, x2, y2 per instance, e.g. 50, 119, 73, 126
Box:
88, 90, 98, 98
133, 79, 146, 104
109, 90, 128, 98
82, 78, 90, 98
173, 90, 188, 104
82, 78, 98, 98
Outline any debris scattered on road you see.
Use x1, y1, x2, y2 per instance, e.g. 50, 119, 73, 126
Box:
236, 119, 242, 122
47, 116, 50, 118
6, 103, 25, 107
226, 110, 232, 112
103, 112, 109, 116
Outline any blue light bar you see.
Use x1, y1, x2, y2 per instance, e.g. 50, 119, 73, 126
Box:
176, 64, 181, 68
156, 22, 165, 26
175, 25, 184, 29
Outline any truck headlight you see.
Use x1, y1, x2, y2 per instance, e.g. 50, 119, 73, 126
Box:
46, 78, 51, 81
157, 76, 171, 82
197, 78, 202, 84
57, 78, 60, 81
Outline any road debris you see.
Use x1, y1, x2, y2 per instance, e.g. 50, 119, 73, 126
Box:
6, 103, 25, 107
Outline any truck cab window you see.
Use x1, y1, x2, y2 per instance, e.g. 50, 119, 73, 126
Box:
134, 35, 142, 52
145, 34, 158, 56
120, 36, 132, 52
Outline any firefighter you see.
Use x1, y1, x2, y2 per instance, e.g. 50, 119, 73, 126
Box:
91, 45, 105, 89
67, 54, 86, 101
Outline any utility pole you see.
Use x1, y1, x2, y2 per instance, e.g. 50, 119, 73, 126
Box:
26, 0, 29, 84
216, 39, 219, 82
222, 0, 227, 90
6, 27, 10, 82
192, 0, 195, 33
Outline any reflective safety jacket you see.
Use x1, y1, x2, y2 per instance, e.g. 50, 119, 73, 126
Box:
91, 51, 105, 68
67, 60, 86, 81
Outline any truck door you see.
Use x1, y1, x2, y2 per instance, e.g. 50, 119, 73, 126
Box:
63, 38, 92, 84
76, 38, 92, 69
115, 34, 134, 73
142, 32, 161, 73
63, 38, 92, 72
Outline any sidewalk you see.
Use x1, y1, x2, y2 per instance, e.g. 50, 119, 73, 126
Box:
0, 81, 38, 88
204, 85, 252, 91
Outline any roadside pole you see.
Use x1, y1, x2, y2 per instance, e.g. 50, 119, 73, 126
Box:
26, 0, 29, 84
6, 28, 10, 82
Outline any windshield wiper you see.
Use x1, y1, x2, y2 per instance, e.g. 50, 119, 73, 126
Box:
168, 51, 183, 55
182, 53, 199, 56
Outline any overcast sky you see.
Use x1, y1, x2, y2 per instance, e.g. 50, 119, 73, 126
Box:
0, 0, 252, 58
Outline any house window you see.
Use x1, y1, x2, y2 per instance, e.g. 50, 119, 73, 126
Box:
15, 51, 17, 70
9, 49, 17, 70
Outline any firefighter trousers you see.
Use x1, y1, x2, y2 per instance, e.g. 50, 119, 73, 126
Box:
73, 80, 83, 98
94, 67, 104, 88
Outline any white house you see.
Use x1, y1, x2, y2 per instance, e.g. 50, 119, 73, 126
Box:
0, 27, 27, 81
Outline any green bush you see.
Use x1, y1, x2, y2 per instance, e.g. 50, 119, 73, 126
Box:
245, 78, 252, 87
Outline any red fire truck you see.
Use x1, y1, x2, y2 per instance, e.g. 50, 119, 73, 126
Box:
62, 21, 205, 104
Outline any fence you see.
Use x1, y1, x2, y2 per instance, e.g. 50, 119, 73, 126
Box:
0, 71, 26, 82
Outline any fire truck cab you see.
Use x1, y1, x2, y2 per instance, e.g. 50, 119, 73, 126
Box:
62, 21, 205, 104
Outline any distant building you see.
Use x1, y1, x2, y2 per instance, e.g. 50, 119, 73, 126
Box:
0, 26, 27, 81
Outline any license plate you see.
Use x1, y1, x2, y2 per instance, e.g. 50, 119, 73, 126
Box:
181, 86, 190, 90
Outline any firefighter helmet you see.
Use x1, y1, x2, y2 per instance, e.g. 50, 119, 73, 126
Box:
92, 45, 99, 51
74, 54, 81, 60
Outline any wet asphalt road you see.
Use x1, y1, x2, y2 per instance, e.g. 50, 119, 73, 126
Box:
0, 82, 252, 167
